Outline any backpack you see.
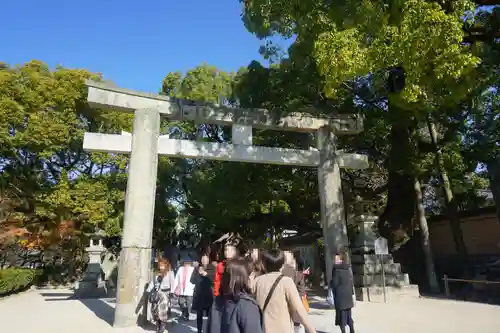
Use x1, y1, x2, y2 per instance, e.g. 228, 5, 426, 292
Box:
219, 295, 263, 332
149, 275, 163, 304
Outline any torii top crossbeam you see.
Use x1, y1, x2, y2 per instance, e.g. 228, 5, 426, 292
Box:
85, 80, 363, 135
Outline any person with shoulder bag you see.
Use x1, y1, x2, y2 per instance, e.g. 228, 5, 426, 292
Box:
148, 259, 175, 333
253, 249, 316, 333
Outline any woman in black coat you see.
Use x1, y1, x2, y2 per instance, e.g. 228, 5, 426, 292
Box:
330, 252, 355, 333
191, 252, 216, 333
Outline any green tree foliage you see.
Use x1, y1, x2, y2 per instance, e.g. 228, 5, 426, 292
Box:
0, 61, 177, 256
160, 63, 326, 241
1, 61, 122, 237
239, 0, 494, 248
158, 64, 236, 242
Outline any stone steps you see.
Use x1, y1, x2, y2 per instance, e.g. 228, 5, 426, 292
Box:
348, 216, 421, 303
351, 254, 395, 265
352, 262, 402, 275
355, 284, 420, 302
354, 273, 410, 287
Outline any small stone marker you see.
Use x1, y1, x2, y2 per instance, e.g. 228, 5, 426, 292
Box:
374, 236, 389, 255
374, 236, 389, 302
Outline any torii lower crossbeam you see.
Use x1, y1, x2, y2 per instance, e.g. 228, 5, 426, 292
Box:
83, 132, 368, 169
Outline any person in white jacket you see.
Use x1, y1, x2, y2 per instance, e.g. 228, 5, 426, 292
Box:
173, 255, 195, 320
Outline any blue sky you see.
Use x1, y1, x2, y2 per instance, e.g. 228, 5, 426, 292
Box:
1, 0, 278, 93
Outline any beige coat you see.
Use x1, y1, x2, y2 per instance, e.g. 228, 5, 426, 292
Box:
252, 272, 315, 333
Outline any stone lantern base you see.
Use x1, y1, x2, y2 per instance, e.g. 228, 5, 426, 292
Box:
74, 239, 109, 298
350, 215, 420, 302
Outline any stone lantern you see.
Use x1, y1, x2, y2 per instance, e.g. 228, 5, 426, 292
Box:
351, 197, 380, 255
74, 229, 107, 298
348, 175, 379, 254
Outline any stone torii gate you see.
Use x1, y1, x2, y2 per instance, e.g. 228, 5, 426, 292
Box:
82, 80, 368, 328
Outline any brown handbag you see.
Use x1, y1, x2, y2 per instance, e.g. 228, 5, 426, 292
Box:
301, 296, 310, 312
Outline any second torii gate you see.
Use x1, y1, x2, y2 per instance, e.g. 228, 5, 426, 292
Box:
82, 80, 368, 327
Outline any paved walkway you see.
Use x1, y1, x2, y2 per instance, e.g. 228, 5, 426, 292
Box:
1, 289, 499, 333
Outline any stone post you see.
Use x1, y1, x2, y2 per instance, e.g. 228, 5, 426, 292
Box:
317, 126, 349, 284
114, 108, 160, 328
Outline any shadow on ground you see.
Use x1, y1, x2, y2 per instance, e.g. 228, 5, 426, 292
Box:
169, 321, 198, 333
309, 301, 334, 310
308, 294, 335, 311
40, 292, 115, 326
39, 292, 200, 332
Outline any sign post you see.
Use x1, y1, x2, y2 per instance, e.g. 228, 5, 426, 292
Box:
374, 236, 389, 303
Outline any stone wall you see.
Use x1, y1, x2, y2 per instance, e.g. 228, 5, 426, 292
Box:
429, 209, 500, 257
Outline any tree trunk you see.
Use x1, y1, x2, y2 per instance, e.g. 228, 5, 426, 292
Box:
486, 158, 500, 223
414, 178, 440, 293
427, 117, 471, 275
378, 122, 418, 247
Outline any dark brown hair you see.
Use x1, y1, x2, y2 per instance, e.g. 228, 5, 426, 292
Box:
252, 259, 266, 277
199, 249, 217, 263
293, 251, 305, 271
260, 249, 285, 273
220, 259, 251, 298
209, 247, 219, 262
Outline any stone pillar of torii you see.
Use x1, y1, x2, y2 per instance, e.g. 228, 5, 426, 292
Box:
82, 80, 368, 328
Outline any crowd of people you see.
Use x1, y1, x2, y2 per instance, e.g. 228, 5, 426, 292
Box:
147, 241, 356, 333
